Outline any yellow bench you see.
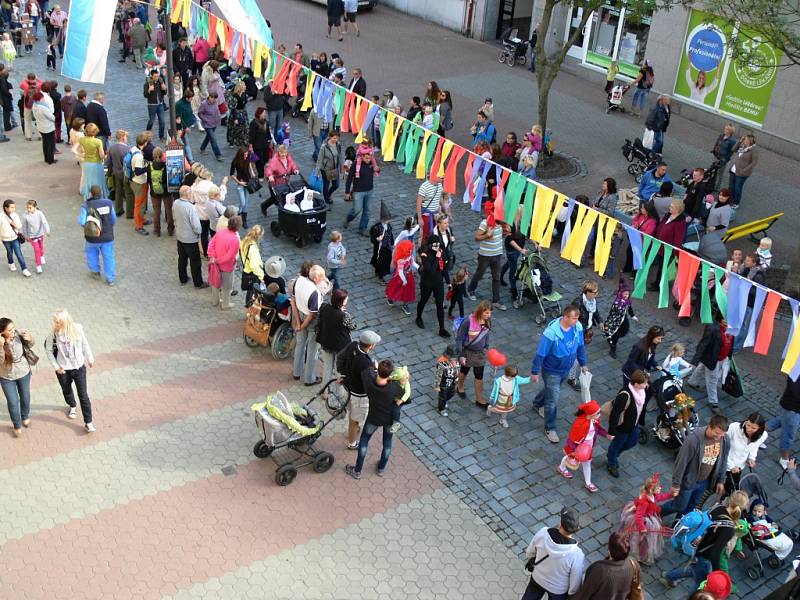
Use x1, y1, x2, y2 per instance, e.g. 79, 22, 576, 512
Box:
722, 212, 784, 244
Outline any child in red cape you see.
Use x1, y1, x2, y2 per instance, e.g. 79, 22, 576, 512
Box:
557, 400, 613, 493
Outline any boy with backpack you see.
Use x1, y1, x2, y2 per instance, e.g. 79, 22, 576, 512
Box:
78, 184, 116, 286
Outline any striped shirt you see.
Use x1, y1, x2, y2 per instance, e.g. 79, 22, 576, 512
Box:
478, 219, 504, 257
417, 181, 442, 214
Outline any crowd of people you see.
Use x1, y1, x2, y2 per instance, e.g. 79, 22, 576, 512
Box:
0, 2, 797, 599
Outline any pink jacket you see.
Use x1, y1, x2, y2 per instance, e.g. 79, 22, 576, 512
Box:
208, 228, 240, 272
194, 38, 210, 64
265, 155, 298, 186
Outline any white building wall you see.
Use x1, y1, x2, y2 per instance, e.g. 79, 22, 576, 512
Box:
379, 0, 467, 33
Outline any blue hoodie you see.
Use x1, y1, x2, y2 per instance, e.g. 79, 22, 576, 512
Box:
530, 318, 586, 376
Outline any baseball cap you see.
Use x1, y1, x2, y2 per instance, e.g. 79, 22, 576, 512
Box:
560, 507, 580, 533
358, 330, 381, 345
704, 571, 731, 599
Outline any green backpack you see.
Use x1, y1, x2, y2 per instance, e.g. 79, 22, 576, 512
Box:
149, 164, 164, 196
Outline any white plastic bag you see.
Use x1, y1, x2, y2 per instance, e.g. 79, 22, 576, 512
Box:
579, 370, 592, 405
642, 128, 655, 150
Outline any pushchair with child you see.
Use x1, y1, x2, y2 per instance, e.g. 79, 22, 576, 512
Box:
621, 138, 662, 183
243, 283, 295, 359
606, 84, 631, 114
251, 379, 348, 486
647, 374, 699, 448
268, 174, 328, 248
497, 28, 529, 67
514, 249, 562, 324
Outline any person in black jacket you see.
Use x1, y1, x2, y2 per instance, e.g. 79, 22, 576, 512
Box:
369, 202, 393, 282
622, 326, 664, 387
606, 370, 649, 477
348, 68, 366, 97
345, 359, 407, 479
343, 147, 379, 234
0, 66, 14, 132
566, 280, 604, 389
264, 83, 286, 141
316, 288, 356, 386
662, 491, 748, 588
143, 69, 168, 142
416, 234, 450, 339
248, 107, 272, 183
767, 376, 800, 469
337, 330, 381, 450
645, 95, 671, 154
687, 310, 733, 411
172, 37, 194, 86
85, 92, 111, 148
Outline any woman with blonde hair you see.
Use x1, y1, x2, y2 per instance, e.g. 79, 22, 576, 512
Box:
79, 122, 108, 200
226, 79, 249, 148
45, 310, 96, 433
240, 224, 265, 306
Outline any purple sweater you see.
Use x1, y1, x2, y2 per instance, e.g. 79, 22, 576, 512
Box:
198, 100, 221, 129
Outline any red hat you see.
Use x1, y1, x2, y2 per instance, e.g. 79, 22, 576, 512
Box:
704, 570, 732, 599
579, 400, 601, 416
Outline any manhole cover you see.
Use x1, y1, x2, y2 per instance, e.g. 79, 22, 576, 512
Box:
536, 152, 586, 184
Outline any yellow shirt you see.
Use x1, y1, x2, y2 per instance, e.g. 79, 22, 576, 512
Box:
79, 136, 103, 163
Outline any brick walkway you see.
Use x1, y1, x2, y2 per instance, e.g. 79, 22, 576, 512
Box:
0, 6, 795, 600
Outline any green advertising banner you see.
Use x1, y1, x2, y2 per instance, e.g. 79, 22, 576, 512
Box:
673, 10, 781, 125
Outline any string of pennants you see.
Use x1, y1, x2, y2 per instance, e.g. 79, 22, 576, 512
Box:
170, 0, 800, 381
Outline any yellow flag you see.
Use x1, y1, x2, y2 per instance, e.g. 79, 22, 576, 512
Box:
415, 130, 433, 179
539, 193, 567, 249
782, 327, 800, 376
381, 112, 399, 162
560, 204, 585, 260
437, 140, 454, 179
181, 0, 191, 25
216, 17, 227, 49
301, 72, 316, 112
529, 186, 554, 244
594, 215, 618, 275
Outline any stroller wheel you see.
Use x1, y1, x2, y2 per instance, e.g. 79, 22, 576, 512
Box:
270, 221, 281, 237
271, 323, 296, 360
497, 51, 507, 64
505, 54, 515, 67
253, 440, 274, 458
746, 566, 763, 580
638, 429, 649, 445
627, 164, 641, 177
535, 314, 546, 325
313, 451, 335, 473
244, 334, 260, 348
275, 463, 298, 486
767, 555, 782, 569
313, 233, 323, 244
295, 236, 305, 249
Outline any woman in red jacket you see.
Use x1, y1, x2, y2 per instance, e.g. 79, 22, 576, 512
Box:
263, 144, 300, 213
647, 198, 688, 292
556, 400, 613, 493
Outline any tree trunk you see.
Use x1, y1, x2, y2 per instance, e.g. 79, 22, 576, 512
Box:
536, 67, 558, 136
785, 245, 800, 299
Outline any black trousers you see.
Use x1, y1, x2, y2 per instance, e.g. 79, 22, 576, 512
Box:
199, 219, 213, 257
56, 366, 92, 424
42, 130, 56, 163
177, 241, 203, 286
438, 387, 455, 411
417, 277, 445, 330
2, 102, 11, 130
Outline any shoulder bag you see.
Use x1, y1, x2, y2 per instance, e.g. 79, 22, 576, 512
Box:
20, 335, 39, 366
246, 161, 263, 194
722, 358, 744, 398
239, 245, 259, 291
628, 558, 644, 600
600, 390, 630, 427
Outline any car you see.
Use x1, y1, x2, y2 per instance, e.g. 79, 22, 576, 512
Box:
307, 0, 378, 9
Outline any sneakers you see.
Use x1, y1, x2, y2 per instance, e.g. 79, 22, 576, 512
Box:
492, 302, 508, 311
346, 441, 359, 451
389, 422, 400, 434
499, 419, 509, 429
8, 263, 16, 272
376, 466, 385, 477
439, 409, 448, 417
607, 465, 620, 478
136, 228, 150, 236
780, 458, 790, 470
466, 292, 477, 301
345, 465, 361, 480
512, 300, 522, 309
84, 422, 96, 433
35, 266, 42, 274
567, 378, 580, 391
22, 269, 31, 277
537, 406, 545, 418
545, 429, 560, 443
401, 305, 411, 316
67, 406, 77, 419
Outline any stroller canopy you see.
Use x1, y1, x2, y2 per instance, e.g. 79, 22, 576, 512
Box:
738, 472, 769, 510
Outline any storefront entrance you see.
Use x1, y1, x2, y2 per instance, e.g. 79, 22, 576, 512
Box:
496, 0, 533, 40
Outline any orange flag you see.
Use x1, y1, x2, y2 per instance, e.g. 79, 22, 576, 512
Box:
208, 14, 218, 46
428, 137, 446, 183
754, 292, 782, 355
444, 146, 466, 194
224, 24, 234, 59
675, 251, 701, 318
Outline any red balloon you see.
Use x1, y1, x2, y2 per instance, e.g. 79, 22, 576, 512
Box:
487, 348, 507, 367
573, 442, 593, 462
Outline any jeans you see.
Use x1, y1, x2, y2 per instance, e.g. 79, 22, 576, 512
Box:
146, 103, 166, 140
660, 479, 709, 518
606, 426, 639, 468
319, 349, 338, 385
177, 240, 203, 286
235, 185, 248, 215
293, 319, 319, 384
532, 371, 567, 431
85, 241, 116, 283
312, 135, 322, 161
653, 130, 664, 154
733, 306, 753, 354
1, 372, 32, 430
521, 578, 568, 600
56, 366, 92, 424
354, 422, 394, 473
346, 190, 373, 231
665, 556, 712, 587
501, 250, 520, 296
688, 361, 720, 406
728, 172, 749, 206
632, 88, 649, 112
183, 134, 194, 163
3, 239, 27, 270
767, 408, 800, 453
268, 109, 283, 137
467, 253, 502, 303
329, 267, 340, 290
322, 174, 339, 204
200, 126, 221, 157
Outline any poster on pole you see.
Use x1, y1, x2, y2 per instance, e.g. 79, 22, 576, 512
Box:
166, 149, 185, 193
673, 9, 781, 126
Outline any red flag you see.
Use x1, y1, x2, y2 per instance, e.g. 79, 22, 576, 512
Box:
754, 292, 782, 355
444, 147, 466, 194
286, 62, 301, 96
494, 168, 511, 223
462, 153, 475, 198
208, 14, 218, 46
428, 137, 445, 183
675, 251, 701, 318
224, 24, 234, 59
235, 34, 245, 66
340, 91, 355, 133
272, 57, 291, 92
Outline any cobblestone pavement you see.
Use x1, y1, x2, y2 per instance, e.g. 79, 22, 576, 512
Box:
0, 7, 795, 600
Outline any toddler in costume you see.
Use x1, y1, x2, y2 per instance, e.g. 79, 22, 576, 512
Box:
618, 473, 673, 564
756, 237, 772, 272
747, 500, 794, 560
556, 400, 613, 493
487, 364, 530, 428
662, 343, 693, 381
388, 365, 411, 433
434, 346, 459, 416
385, 239, 417, 315
603, 279, 638, 358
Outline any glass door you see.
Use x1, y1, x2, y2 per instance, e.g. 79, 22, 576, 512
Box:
615, 9, 652, 77
586, 3, 622, 70
564, 5, 588, 60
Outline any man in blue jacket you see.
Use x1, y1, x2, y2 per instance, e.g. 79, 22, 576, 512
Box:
78, 185, 117, 286
470, 110, 496, 149
531, 305, 588, 443
638, 161, 672, 202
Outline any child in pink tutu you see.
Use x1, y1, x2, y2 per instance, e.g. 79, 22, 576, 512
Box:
618, 473, 673, 564
386, 239, 417, 316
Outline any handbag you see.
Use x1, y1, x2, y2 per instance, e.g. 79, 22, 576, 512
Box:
239, 246, 260, 291
642, 128, 655, 150
207, 261, 221, 289
628, 558, 644, 600
308, 170, 323, 193
20, 336, 39, 366
583, 327, 594, 345
722, 359, 744, 398
218, 100, 228, 116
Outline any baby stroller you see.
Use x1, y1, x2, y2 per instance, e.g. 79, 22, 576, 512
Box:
621, 138, 662, 183
252, 380, 347, 486
606, 84, 631, 114
738, 472, 796, 579
648, 374, 699, 448
243, 283, 295, 359
269, 174, 328, 248
497, 28, 529, 67
514, 249, 562, 324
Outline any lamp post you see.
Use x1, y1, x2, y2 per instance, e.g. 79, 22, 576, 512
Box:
163, 3, 178, 141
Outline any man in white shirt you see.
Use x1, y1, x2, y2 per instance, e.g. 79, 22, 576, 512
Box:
292, 265, 328, 385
